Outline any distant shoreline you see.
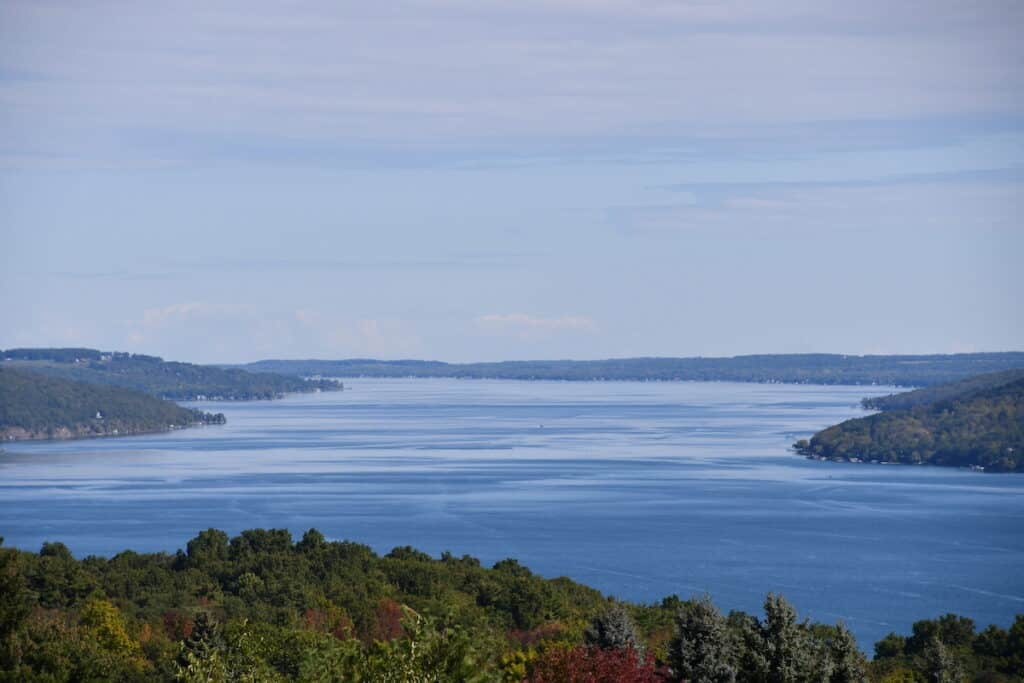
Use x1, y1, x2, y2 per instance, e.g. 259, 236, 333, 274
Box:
793, 369, 1024, 473
237, 352, 1024, 388
314, 374, 909, 388
1, 419, 224, 444
0, 365, 227, 445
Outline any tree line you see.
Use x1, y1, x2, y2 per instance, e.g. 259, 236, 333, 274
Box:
863, 370, 1024, 412
239, 353, 1024, 387
1, 529, 1020, 681
1, 348, 341, 401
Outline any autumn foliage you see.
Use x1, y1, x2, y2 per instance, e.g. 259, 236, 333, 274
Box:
527, 645, 665, 683
1, 528, 1019, 682
370, 598, 406, 642
509, 622, 568, 647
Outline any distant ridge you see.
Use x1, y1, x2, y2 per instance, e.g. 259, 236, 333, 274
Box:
863, 368, 1024, 410
0, 367, 225, 441
236, 352, 1024, 387
1, 348, 341, 401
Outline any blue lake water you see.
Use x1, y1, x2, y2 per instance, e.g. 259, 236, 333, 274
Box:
1, 378, 1022, 650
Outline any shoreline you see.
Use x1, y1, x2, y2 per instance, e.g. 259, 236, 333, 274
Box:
1, 419, 225, 444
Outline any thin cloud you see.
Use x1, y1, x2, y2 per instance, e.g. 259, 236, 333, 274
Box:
476, 313, 597, 337
126, 303, 423, 362
1, 1, 1020, 168
139, 302, 243, 329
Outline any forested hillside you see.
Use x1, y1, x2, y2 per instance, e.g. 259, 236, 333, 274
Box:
0, 529, 1019, 681
0, 368, 225, 441
0, 348, 340, 401
239, 353, 1024, 387
863, 369, 1024, 411
795, 376, 1024, 472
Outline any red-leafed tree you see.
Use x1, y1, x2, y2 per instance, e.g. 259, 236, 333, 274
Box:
162, 610, 193, 640
509, 622, 567, 647
528, 645, 666, 683
369, 598, 406, 642
302, 606, 354, 640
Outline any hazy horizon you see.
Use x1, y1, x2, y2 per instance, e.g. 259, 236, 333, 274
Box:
2, 1, 1021, 364
218, 348, 1024, 366
5, 347, 1024, 367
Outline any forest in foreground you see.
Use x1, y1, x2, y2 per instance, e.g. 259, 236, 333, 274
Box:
1, 529, 1020, 682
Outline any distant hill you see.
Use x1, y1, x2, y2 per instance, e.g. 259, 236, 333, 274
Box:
0, 367, 225, 441
862, 368, 1024, 411
794, 375, 1024, 472
238, 352, 1024, 387
1, 348, 341, 401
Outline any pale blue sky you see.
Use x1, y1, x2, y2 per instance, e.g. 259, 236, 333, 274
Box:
1, 1, 1021, 363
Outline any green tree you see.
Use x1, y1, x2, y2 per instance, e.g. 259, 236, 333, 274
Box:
921, 636, 964, 683
875, 633, 907, 659
0, 544, 32, 672
178, 611, 224, 671
762, 593, 816, 683
828, 623, 867, 683
1007, 615, 1024, 673
300, 611, 498, 682
668, 596, 736, 683
76, 597, 148, 679
186, 529, 230, 568
584, 602, 644, 653
297, 529, 326, 553
0, 547, 31, 640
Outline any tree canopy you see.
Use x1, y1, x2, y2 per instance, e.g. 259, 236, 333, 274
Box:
863, 369, 1024, 411
0, 529, 1020, 681
795, 376, 1024, 472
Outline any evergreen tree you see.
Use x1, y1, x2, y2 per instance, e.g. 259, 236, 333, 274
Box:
584, 602, 644, 653
178, 611, 224, 670
668, 596, 737, 683
0, 547, 30, 641
297, 528, 326, 553
921, 637, 964, 683
729, 610, 770, 682
0, 545, 31, 671
828, 623, 867, 683
762, 593, 815, 683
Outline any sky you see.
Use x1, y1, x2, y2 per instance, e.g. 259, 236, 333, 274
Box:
0, 1, 1022, 364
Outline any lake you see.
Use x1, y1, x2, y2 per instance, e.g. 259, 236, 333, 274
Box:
1, 378, 1022, 650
